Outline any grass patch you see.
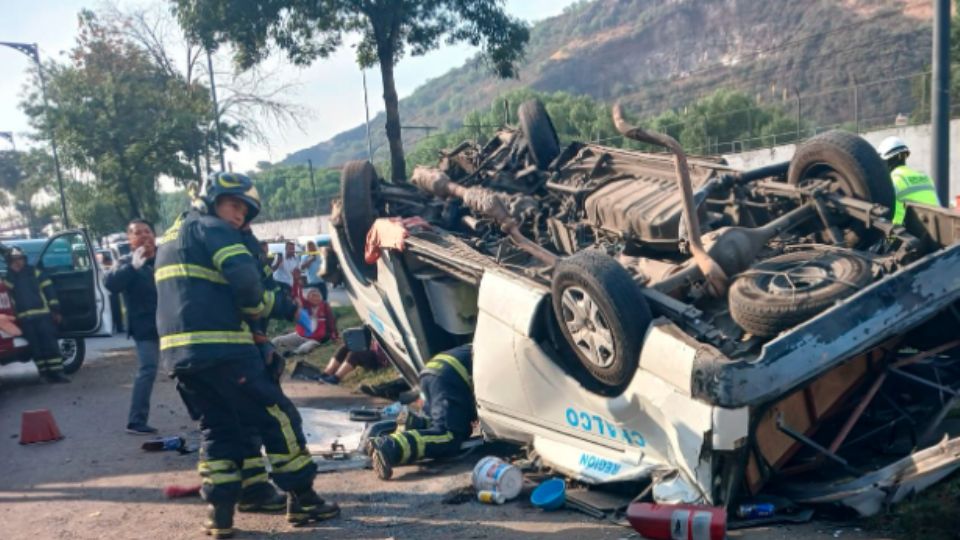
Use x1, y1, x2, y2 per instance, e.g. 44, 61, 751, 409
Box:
272, 305, 397, 391
865, 472, 960, 540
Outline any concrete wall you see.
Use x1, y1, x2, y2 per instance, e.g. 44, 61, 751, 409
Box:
250, 215, 330, 241
722, 119, 960, 204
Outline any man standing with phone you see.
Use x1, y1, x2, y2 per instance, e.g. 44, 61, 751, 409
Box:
105, 219, 160, 435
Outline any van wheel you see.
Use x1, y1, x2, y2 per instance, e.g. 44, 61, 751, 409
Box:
729, 250, 873, 338
787, 130, 894, 218
340, 161, 380, 276
60, 338, 85, 374
551, 251, 651, 393
519, 99, 560, 170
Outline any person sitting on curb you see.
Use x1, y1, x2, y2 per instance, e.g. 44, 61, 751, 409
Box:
271, 288, 337, 357
317, 329, 390, 385
368, 344, 475, 480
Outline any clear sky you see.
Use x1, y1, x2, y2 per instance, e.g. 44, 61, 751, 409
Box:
0, 0, 578, 173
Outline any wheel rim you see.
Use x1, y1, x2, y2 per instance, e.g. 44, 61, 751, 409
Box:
559, 286, 615, 368
765, 263, 831, 295
59, 339, 77, 366
799, 163, 860, 198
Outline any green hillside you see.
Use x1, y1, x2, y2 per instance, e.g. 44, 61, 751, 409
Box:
281, 0, 932, 168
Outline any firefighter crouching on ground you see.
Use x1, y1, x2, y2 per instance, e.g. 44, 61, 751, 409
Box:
156, 172, 339, 538
2, 247, 69, 383
368, 344, 476, 480
876, 136, 942, 225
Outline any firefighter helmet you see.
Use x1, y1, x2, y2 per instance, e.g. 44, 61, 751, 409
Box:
197, 172, 261, 223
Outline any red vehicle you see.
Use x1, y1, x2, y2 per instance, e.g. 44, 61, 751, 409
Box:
0, 230, 112, 375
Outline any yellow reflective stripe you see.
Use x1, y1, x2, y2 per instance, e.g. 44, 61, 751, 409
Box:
202, 472, 242, 485
241, 472, 269, 488
39, 279, 53, 288
157, 214, 183, 246
18, 308, 50, 318
47, 299, 59, 305
212, 244, 250, 270
431, 353, 472, 389
421, 432, 454, 445
241, 302, 265, 315
199, 460, 236, 473
155, 264, 227, 284
409, 431, 426, 460
390, 432, 411, 464
160, 331, 253, 350
263, 290, 275, 316
273, 453, 313, 474
265, 405, 299, 455
242, 457, 265, 470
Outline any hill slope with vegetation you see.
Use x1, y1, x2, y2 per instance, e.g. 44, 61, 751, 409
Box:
282, 0, 933, 169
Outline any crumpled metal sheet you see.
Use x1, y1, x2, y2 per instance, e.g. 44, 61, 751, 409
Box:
774, 435, 960, 516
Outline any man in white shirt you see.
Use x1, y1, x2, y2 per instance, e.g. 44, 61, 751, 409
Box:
271, 241, 299, 297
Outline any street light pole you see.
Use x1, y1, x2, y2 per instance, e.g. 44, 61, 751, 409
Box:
1, 41, 69, 228
206, 49, 226, 171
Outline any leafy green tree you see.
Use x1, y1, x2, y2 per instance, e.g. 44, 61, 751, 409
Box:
0, 149, 57, 235
172, 0, 530, 182
20, 10, 217, 224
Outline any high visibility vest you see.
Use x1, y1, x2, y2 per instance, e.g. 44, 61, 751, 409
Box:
891, 166, 940, 225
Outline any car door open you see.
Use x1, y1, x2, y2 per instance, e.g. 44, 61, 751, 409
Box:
39, 230, 111, 337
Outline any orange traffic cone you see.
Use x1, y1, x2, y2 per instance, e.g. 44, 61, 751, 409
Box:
19, 409, 64, 445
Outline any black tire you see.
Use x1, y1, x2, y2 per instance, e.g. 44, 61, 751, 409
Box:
60, 338, 85, 375
787, 130, 894, 218
518, 99, 560, 170
551, 251, 652, 392
729, 250, 873, 338
339, 160, 380, 275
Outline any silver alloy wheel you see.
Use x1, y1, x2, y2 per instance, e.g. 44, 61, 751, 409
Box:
59, 339, 77, 367
560, 286, 615, 368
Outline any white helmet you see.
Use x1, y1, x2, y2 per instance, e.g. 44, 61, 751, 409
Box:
877, 136, 909, 160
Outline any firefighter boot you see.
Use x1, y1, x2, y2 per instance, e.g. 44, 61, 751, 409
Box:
237, 482, 286, 513
202, 504, 235, 539
286, 489, 340, 526
369, 437, 396, 481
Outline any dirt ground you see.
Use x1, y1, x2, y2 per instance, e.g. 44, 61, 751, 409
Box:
0, 342, 892, 540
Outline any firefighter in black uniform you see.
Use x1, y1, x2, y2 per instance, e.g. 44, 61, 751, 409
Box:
368, 344, 475, 480
156, 172, 339, 538
2, 247, 68, 383
235, 225, 290, 514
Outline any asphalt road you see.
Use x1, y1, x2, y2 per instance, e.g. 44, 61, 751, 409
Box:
0, 340, 889, 540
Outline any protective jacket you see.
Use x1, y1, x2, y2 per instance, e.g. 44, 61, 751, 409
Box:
4, 264, 60, 320
891, 165, 940, 225
156, 211, 295, 373
420, 343, 476, 426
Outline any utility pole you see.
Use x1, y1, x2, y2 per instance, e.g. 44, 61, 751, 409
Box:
206, 49, 226, 171
931, 0, 951, 205
793, 87, 802, 142
307, 158, 317, 204
362, 69, 373, 162
1, 42, 69, 227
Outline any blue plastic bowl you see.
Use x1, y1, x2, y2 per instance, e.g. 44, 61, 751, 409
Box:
530, 478, 566, 511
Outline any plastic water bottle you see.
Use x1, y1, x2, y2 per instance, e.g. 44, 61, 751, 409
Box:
382, 402, 403, 417
736, 503, 776, 519
142, 436, 185, 452
477, 490, 506, 505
